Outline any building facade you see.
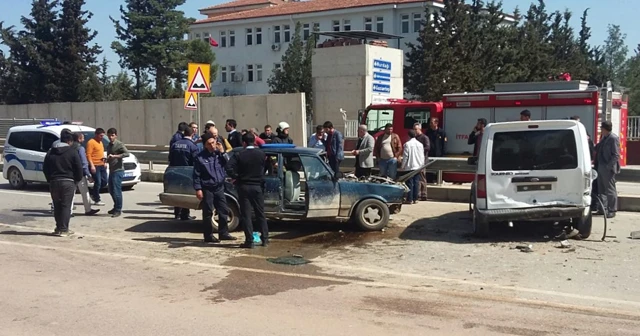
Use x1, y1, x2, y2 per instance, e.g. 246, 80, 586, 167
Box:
190, 0, 444, 96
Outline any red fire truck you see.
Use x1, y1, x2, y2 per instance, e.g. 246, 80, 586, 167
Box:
442, 80, 628, 183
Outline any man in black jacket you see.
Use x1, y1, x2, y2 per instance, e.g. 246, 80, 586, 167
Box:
226, 132, 268, 248
43, 132, 83, 236
169, 126, 199, 220
225, 119, 243, 148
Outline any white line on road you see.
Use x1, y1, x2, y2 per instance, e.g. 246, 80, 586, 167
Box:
1, 223, 640, 318
0, 190, 50, 198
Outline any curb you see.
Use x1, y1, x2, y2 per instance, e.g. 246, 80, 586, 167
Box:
140, 170, 640, 213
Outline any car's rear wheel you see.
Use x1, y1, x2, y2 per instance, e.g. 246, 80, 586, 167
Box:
473, 208, 490, 238
573, 212, 593, 239
8, 167, 26, 190
212, 199, 240, 233
353, 199, 390, 231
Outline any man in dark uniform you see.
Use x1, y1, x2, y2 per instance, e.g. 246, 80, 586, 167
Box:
170, 122, 189, 147
193, 133, 237, 243
226, 133, 268, 249
169, 126, 199, 220
225, 119, 244, 148
425, 118, 447, 183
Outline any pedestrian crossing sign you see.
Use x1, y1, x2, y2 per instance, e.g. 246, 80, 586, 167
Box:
187, 63, 211, 93
184, 92, 198, 110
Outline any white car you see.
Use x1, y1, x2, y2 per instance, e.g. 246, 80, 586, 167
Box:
3, 122, 142, 190
469, 120, 595, 238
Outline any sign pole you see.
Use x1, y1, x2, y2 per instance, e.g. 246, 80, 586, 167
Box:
197, 93, 201, 132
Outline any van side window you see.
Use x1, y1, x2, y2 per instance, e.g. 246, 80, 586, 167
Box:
41, 133, 59, 152
365, 109, 394, 134
7, 131, 42, 152
404, 107, 430, 129
491, 130, 578, 171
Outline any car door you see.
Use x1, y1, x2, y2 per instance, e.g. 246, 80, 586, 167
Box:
299, 154, 340, 218
263, 152, 282, 214
7, 131, 44, 181
35, 132, 59, 182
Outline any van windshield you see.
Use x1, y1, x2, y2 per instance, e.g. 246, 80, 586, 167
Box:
491, 130, 578, 171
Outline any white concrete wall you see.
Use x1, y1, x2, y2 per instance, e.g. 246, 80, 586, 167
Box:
0, 93, 306, 146
190, 2, 434, 96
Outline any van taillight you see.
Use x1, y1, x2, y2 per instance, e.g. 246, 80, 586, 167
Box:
477, 174, 487, 199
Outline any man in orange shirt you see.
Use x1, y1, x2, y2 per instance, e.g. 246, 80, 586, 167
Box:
86, 128, 107, 206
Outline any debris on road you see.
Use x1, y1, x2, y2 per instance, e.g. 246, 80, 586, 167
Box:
577, 257, 603, 261
267, 256, 311, 265
515, 245, 534, 253
630, 231, 640, 239
558, 240, 572, 249
562, 247, 576, 253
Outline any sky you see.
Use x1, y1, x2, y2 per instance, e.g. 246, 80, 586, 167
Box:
1, 0, 639, 75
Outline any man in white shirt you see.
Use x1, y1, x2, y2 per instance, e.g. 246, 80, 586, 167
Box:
308, 125, 326, 149
401, 130, 425, 204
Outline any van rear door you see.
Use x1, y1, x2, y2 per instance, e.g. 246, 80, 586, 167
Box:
485, 123, 585, 209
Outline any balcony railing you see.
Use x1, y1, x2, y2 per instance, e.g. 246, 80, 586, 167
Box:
629, 116, 640, 140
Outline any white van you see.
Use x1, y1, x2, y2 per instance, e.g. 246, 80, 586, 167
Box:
470, 120, 594, 238
3, 122, 141, 190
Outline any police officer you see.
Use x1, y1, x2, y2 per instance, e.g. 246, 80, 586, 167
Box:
169, 126, 199, 220
226, 132, 268, 248
193, 132, 237, 243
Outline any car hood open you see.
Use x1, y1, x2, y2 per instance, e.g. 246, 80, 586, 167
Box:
396, 161, 436, 183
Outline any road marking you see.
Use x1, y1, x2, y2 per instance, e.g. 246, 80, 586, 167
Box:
0, 190, 50, 198
1, 223, 640, 318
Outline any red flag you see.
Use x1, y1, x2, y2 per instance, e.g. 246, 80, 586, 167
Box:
209, 37, 218, 47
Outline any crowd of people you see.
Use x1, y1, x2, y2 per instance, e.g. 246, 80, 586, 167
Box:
44, 127, 130, 236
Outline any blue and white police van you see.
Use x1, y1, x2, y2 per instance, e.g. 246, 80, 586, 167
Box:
2, 121, 141, 190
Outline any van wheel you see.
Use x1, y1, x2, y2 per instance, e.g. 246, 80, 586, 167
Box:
574, 212, 592, 239
8, 167, 26, 190
212, 200, 240, 233
473, 208, 490, 238
353, 199, 390, 231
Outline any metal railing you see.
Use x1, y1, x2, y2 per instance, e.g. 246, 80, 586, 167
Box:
629, 116, 640, 140
344, 120, 359, 138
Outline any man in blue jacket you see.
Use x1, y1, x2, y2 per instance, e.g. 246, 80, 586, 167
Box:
170, 122, 189, 147
193, 132, 237, 243
323, 121, 344, 176
73, 133, 100, 216
170, 126, 199, 221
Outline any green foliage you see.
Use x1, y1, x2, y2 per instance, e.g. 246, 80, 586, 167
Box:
268, 21, 317, 120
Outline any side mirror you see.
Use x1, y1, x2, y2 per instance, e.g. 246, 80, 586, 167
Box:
467, 156, 478, 165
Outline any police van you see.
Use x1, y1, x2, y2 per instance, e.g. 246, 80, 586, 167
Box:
469, 120, 595, 238
3, 121, 141, 190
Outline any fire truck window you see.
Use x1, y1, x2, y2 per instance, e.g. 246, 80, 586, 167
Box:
366, 109, 394, 133
404, 108, 430, 129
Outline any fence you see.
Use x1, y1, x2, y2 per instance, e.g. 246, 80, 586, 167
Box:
629, 116, 640, 140
306, 119, 360, 139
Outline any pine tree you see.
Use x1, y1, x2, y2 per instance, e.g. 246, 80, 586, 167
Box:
513, 0, 554, 81
623, 45, 640, 115
267, 21, 316, 118
178, 38, 219, 98
57, 0, 102, 102
602, 24, 628, 88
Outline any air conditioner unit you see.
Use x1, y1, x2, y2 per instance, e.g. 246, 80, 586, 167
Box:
271, 43, 281, 51
232, 73, 244, 82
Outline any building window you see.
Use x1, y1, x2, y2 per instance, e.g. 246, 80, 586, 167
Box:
203, 32, 210, 43
195, 33, 201, 39
364, 17, 372, 31
313, 22, 320, 30
220, 31, 226, 47
246, 28, 253, 45
256, 27, 262, 44
332, 20, 340, 32
303, 23, 310, 41
376, 17, 384, 33
274, 25, 281, 43
274, 63, 281, 71
247, 64, 254, 82
284, 24, 291, 42
401, 14, 409, 34
229, 30, 235, 47
229, 66, 236, 81
221, 66, 227, 83
413, 13, 421, 32
256, 64, 263, 81
343, 19, 351, 31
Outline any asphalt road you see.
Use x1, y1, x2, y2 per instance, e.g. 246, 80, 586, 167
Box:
1, 178, 640, 335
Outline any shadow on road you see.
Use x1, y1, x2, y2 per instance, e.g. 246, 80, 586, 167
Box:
0, 230, 54, 237
399, 210, 562, 244
125, 219, 202, 234
132, 236, 242, 249
136, 202, 172, 210
122, 209, 172, 216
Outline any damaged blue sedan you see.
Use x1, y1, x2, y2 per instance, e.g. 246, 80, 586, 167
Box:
159, 144, 421, 231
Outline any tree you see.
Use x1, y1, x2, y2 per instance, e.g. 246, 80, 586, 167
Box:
172, 38, 219, 98
57, 0, 101, 102
602, 24, 628, 88
512, 0, 554, 81
111, 0, 193, 99
622, 45, 640, 115
268, 21, 316, 119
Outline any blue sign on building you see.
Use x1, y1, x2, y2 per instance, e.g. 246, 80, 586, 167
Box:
372, 83, 391, 94
373, 72, 391, 82
373, 60, 392, 71
371, 58, 393, 103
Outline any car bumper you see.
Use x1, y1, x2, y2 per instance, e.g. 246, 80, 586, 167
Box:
159, 192, 201, 210
478, 206, 586, 222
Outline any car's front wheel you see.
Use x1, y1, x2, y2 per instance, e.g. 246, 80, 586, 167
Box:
7, 167, 26, 190
353, 199, 390, 231
212, 199, 240, 233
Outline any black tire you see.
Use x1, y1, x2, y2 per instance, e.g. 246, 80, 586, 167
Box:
473, 208, 490, 238
7, 167, 26, 190
353, 198, 390, 231
212, 198, 240, 233
574, 212, 593, 239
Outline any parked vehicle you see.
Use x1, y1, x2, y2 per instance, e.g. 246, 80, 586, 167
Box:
159, 144, 419, 232
2, 122, 142, 190
468, 120, 595, 238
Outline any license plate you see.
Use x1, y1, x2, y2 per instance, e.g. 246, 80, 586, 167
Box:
124, 172, 134, 178
517, 184, 552, 192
